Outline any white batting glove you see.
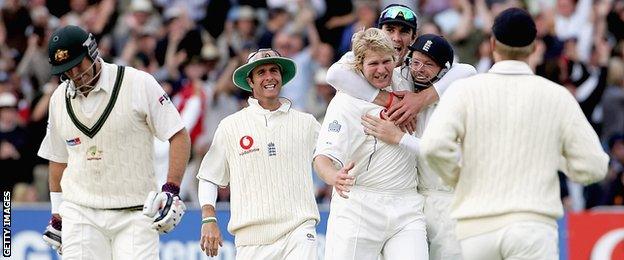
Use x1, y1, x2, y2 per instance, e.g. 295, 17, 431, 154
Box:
142, 183, 186, 234
42, 216, 62, 255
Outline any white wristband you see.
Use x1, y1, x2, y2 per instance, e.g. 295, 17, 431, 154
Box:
50, 192, 63, 214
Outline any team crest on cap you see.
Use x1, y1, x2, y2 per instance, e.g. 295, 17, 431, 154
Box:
423, 40, 432, 51
55, 49, 69, 62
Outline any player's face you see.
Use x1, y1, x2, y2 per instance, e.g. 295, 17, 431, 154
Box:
362, 50, 394, 89
381, 23, 415, 63
409, 51, 441, 84
64, 57, 98, 88
247, 63, 283, 100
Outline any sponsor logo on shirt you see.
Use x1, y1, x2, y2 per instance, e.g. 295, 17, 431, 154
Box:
328, 120, 341, 133
65, 137, 81, 146
240, 136, 254, 149
239, 135, 259, 156
268, 142, 276, 156
158, 93, 171, 105
306, 233, 315, 241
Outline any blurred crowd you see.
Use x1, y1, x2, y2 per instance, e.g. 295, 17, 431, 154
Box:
1, 0, 623, 211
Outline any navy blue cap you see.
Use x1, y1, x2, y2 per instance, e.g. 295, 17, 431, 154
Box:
492, 8, 536, 47
408, 34, 454, 70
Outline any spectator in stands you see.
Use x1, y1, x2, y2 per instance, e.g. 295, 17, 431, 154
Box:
0, 92, 30, 193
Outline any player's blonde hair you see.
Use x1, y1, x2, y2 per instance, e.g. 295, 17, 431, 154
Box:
351, 28, 396, 71
494, 40, 535, 60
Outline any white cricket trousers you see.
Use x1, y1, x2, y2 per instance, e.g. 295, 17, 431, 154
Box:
236, 219, 318, 260
59, 201, 159, 260
460, 221, 558, 260
422, 191, 462, 260
324, 186, 428, 260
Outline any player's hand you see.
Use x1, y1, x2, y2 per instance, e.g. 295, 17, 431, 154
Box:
331, 162, 355, 198
388, 91, 429, 125
397, 116, 417, 134
143, 191, 186, 234
362, 114, 404, 145
42, 215, 62, 255
200, 221, 223, 257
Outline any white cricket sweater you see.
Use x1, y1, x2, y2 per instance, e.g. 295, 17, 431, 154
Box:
197, 98, 320, 246
43, 65, 163, 209
421, 61, 609, 239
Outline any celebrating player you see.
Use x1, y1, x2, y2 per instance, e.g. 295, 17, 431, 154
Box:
314, 28, 428, 260
327, 4, 476, 133
361, 33, 469, 260
196, 48, 320, 259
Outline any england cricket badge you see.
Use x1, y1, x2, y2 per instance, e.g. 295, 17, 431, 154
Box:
328, 120, 341, 132
86, 145, 103, 160
268, 142, 276, 156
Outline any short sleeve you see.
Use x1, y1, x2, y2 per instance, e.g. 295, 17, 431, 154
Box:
136, 71, 185, 141
314, 98, 352, 167
37, 90, 69, 163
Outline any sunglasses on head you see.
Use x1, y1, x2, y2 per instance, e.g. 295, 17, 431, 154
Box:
247, 48, 283, 62
380, 5, 417, 23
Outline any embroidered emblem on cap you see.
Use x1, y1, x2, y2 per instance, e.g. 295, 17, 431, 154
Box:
423, 40, 432, 51
55, 49, 69, 62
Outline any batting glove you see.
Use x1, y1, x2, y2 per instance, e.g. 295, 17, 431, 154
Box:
42, 215, 62, 255
142, 182, 186, 234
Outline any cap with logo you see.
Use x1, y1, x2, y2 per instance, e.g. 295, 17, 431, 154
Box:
48, 25, 98, 75
378, 4, 418, 31
407, 34, 454, 89
408, 34, 454, 70
232, 49, 296, 92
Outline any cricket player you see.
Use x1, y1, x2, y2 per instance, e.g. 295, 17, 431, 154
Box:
38, 25, 191, 259
361, 34, 472, 260
196, 48, 320, 259
421, 8, 609, 260
314, 28, 428, 260
327, 4, 476, 132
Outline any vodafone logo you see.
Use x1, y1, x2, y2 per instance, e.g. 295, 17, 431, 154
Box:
239, 136, 254, 150
591, 228, 624, 260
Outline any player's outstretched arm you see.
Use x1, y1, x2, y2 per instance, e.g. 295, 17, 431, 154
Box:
313, 155, 355, 198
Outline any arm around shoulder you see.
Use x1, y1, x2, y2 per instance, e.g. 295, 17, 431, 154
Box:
433, 63, 477, 97
326, 52, 379, 102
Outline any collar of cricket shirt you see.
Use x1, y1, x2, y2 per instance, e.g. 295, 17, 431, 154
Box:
488, 60, 534, 76
247, 97, 291, 115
